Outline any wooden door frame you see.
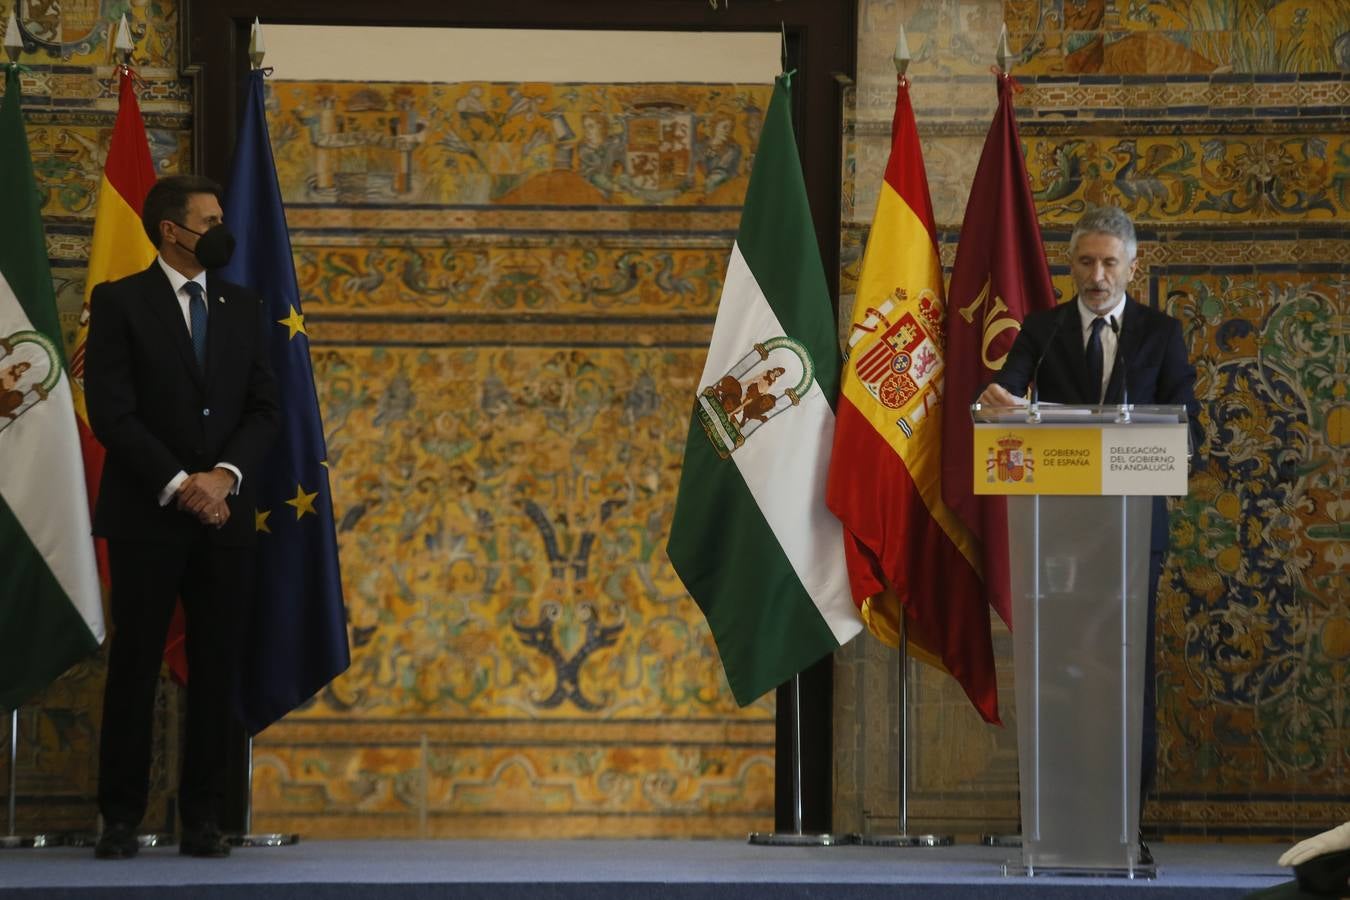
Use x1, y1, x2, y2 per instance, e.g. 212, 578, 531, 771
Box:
183, 0, 855, 835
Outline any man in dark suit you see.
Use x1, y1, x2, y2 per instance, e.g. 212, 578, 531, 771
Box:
978, 205, 1203, 850
85, 175, 279, 859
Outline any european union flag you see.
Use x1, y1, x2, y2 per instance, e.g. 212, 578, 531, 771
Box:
221, 69, 350, 735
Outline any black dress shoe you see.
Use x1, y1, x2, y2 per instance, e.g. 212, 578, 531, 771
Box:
1137, 834, 1155, 866
95, 821, 139, 860
179, 824, 231, 858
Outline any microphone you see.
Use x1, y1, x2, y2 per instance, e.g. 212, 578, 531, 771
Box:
1109, 314, 1130, 422
1028, 305, 1068, 421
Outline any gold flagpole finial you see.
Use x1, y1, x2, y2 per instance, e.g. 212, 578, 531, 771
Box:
249, 18, 266, 70
995, 23, 1014, 75
893, 24, 911, 76
5, 10, 22, 65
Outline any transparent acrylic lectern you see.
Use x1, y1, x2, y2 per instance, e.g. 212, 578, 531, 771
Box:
971, 404, 1190, 879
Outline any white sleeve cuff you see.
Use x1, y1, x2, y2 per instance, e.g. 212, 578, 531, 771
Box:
216, 463, 243, 494
159, 470, 189, 506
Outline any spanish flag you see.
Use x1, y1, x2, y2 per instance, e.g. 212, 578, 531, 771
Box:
70, 68, 157, 572
826, 76, 999, 724
69, 69, 189, 679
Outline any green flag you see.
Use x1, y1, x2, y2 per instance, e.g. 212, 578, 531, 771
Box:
666, 75, 861, 706
0, 65, 104, 708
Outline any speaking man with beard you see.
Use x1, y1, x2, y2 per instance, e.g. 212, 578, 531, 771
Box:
85, 175, 279, 859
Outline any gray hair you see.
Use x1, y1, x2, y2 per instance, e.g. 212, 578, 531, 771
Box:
1069, 205, 1137, 261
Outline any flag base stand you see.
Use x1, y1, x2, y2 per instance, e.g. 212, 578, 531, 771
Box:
2, 710, 68, 851
224, 737, 299, 849
854, 832, 952, 847
137, 833, 172, 849
748, 832, 849, 846
226, 832, 299, 848
63, 832, 174, 849
746, 676, 848, 849
0, 834, 64, 849
852, 628, 953, 851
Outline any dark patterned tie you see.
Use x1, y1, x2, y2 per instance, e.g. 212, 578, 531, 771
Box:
185, 281, 207, 368
1085, 316, 1106, 404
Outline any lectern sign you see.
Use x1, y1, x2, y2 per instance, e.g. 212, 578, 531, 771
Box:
974, 422, 1188, 496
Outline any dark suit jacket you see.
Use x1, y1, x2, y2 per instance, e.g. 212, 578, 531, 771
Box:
993, 295, 1203, 551
85, 261, 279, 547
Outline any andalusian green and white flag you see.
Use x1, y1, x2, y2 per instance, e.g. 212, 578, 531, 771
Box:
666, 74, 861, 706
0, 66, 104, 709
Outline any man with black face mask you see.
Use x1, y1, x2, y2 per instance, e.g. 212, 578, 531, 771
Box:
84, 174, 279, 859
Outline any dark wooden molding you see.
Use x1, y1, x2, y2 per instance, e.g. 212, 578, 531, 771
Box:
184, 0, 855, 834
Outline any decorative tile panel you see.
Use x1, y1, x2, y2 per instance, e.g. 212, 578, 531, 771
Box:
842, 0, 1348, 840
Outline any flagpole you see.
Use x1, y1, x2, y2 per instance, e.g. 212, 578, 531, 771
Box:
977, 22, 1026, 853
3, 17, 38, 856
748, 675, 847, 846
6, 711, 13, 837
837, 26, 952, 849
226, 735, 298, 848
221, 23, 299, 850
853, 618, 953, 848
0, 709, 63, 849
75, 13, 182, 857
2, 17, 62, 854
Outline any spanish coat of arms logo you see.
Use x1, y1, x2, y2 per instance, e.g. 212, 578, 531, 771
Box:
986, 434, 1035, 483
844, 287, 946, 438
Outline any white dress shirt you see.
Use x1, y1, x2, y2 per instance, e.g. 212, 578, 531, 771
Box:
1076, 294, 1126, 404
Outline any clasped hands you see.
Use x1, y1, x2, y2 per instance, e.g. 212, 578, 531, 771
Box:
175, 467, 236, 528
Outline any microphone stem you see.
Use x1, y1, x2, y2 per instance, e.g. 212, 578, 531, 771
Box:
1110, 314, 1130, 422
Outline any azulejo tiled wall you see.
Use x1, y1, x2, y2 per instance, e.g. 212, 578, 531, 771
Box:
836, 0, 1347, 839
2, 0, 190, 833
8, 0, 1345, 843
2, 3, 778, 839
253, 79, 777, 838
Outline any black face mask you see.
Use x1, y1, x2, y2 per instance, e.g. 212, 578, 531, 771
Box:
173, 222, 236, 269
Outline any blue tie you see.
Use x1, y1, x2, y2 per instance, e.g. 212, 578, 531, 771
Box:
185, 281, 207, 368
1085, 316, 1106, 403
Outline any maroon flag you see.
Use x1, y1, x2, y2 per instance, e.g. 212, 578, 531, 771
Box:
939, 73, 1056, 627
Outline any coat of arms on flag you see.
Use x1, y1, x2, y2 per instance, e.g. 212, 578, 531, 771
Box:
0, 331, 59, 431
695, 336, 814, 460
845, 288, 946, 438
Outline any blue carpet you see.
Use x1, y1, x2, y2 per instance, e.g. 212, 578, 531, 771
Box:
0, 839, 1291, 899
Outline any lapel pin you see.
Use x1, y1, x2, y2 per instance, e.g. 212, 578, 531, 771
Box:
217, 295, 226, 304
